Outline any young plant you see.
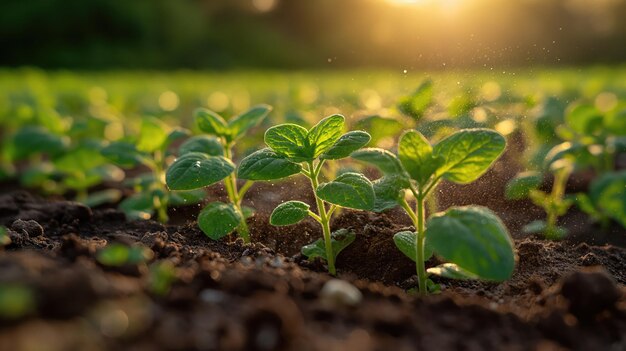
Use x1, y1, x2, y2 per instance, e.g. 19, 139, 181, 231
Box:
576, 171, 626, 229
237, 114, 373, 275
165, 105, 272, 242
102, 117, 195, 222
506, 159, 574, 240
353, 128, 515, 294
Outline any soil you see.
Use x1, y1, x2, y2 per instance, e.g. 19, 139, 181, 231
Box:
0, 186, 625, 351
0, 137, 625, 351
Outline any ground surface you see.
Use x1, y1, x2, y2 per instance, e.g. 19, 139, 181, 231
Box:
0, 187, 625, 351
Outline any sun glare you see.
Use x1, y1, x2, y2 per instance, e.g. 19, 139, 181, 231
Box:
386, 0, 464, 9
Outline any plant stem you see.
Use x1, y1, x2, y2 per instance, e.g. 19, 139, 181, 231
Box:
546, 167, 571, 240
224, 144, 250, 243
415, 193, 427, 295
400, 196, 427, 295
308, 161, 335, 275
153, 150, 169, 223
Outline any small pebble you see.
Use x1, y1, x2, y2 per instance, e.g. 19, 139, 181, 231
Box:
200, 289, 226, 304
320, 279, 363, 307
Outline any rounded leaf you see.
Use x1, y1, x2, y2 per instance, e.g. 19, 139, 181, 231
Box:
270, 201, 310, 226
166, 152, 234, 190
102, 141, 144, 167
433, 129, 506, 184
12, 126, 69, 159
228, 104, 272, 140
198, 202, 242, 240
393, 231, 433, 262
264, 123, 311, 161
138, 117, 169, 153
351, 148, 406, 175
320, 131, 371, 160
195, 108, 229, 137
505, 171, 543, 200
316, 172, 375, 210
237, 148, 302, 180
179, 135, 224, 156
426, 206, 515, 281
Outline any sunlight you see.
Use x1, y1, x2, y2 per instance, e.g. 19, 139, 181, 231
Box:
385, 0, 465, 9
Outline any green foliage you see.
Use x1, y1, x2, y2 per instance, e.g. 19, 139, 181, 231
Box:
166, 105, 272, 242
198, 202, 243, 240
166, 153, 235, 190
397, 79, 434, 120
426, 206, 515, 281
102, 118, 195, 222
0, 284, 35, 319
578, 171, 626, 229
148, 261, 178, 296
97, 243, 154, 267
0, 226, 11, 247
270, 201, 310, 226
432, 129, 506, 184
245, 114, 372, 274
315, 172, 375, 211
505, 171, 543, 200
354, 128, 511, 294
301, 229, 356, 262
237, 148, 302, 180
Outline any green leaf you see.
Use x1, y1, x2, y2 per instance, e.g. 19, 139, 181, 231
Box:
84, 189, 123, 208
54, 147, 107, 173
120, 193, 154, 220
398, 130, 437, 185
589, 171, 626, 228
355, 115, 405, 146
179, 135, 224, 156
169, 189, 206, 206
397, 79, 434, 120
0, 226, 11, 247
433, 129, 506, 184
163, 128, 190, 151
12, 126, 68, 160
565, 104, 603, 135
505, 171, 543, 200
351, 148, 406, 175
605, 106, 626, 135
316, 172, 375, 210
195, 108, 229, 137
237, 148, 302, 180
270, 201, 310, 226
307, 114, 345, 158
198, 202, 242, 240
320, 131, 371, 160
427, 263, 479, 280
393, 231, 433, 262
102, 141, 145, 167
372, 175, 408, 212
138, 117, 169, 153
301, 229, 355, 261
166, 152, 234, 190
264, 123, 311, 161
426, 206, 515, 281
228, 104, 272, 140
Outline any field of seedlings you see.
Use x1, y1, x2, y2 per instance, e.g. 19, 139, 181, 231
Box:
1, 67, 625, 350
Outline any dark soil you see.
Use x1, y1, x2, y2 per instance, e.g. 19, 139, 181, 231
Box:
0, 190, 625, 351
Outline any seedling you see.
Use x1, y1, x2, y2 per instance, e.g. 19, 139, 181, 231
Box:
96, 243, 154, 267
576, 171, 626, 229
102, 117, 199, 222
506, 158, 574, 240
165, 105, 272, 242
148, 261, 178, 296
0, 226, 10, 247
238, 114, 373, 274
353, 128, 514, 294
